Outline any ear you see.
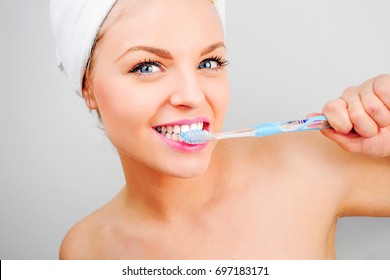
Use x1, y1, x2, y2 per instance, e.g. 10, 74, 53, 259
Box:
82, 84, 98, 110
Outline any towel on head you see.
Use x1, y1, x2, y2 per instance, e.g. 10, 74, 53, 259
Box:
50, 0, 226, 96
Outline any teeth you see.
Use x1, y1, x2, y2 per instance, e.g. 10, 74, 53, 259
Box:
171, 133, 179, 141
156, 122, 207, 142
173, 125, 180, 134
181, 125, 190, 133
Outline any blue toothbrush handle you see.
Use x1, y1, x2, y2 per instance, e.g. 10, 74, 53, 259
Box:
253, 115, 330, 137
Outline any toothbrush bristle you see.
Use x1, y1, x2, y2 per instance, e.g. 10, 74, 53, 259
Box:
180, 130, 214, 144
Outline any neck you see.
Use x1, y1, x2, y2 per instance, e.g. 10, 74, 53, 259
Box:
118, 153, 224, 222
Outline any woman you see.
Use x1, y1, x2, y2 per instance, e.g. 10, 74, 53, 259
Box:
51, 0, 390, 259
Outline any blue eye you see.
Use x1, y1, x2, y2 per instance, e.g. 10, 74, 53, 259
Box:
199, 60, 218, 69
139, 65, 156, 74
130, 60, 162, 75
199, 56, 229, 70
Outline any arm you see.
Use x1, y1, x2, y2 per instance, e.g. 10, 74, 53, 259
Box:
321, 74, 390, 216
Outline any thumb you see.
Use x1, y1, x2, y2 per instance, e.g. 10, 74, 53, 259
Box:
306, 112, 323, 118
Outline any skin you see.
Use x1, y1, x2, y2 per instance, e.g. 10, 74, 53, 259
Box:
60, 0, 390, 259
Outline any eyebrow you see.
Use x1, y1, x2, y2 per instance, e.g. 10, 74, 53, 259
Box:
116, 46, 173, 62
200, 42, 226, 56
115, 42, 226, 62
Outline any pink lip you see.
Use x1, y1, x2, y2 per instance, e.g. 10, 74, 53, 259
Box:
154, 130, 209, 153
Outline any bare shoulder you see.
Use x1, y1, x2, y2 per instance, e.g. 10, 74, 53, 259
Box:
283, 131, 390, 216
59, 217, 92, 259
217, 131, 357, 211
59, 198, 121, 260
59, 209, 104, 259
224, 131, 390, 217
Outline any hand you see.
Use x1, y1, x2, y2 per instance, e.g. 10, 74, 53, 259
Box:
321, 74, 390, 158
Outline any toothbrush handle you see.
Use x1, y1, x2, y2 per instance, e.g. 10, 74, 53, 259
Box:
253, 115, 331, 137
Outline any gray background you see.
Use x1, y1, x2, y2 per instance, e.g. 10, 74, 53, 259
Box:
0, 0, 389, 259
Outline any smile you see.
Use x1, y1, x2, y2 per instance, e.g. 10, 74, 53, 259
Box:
154, 122, 208, 142
153, 118, 210, 143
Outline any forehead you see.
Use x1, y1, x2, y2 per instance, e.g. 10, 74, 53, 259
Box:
99, 0, 223, 47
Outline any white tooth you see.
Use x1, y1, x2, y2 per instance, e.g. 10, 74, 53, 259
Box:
190, 123, 198, 130
181, 125, 190, 133
173, 125, 180, 134
172, 134, 178, 141
198, 122, 203, 130
166, 133, 172, 139
167, 126, 173, 134
161, 126, 167, 134
178, 136, 183, 142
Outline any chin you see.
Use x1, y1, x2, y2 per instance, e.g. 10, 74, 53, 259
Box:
172, 166, 209, 179
159, 155, 212, 179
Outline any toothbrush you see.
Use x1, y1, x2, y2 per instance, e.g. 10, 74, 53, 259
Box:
180, 115, 331, 144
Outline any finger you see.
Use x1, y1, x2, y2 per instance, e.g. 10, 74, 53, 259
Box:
322, 98, 353, 134
373, 74, 390, 110
342, 87, 378, 138
305, 112, 323, 119
320, 128, 361, 154
360, 79, 390, 128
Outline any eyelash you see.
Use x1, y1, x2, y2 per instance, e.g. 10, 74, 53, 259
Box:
200, 55, 230, 69
129, 56, 230, 76
129, 59, 162, 76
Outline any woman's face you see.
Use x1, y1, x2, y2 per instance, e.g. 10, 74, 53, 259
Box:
85, 0, 229, 178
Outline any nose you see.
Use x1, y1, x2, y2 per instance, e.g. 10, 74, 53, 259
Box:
169, 68, 205, 109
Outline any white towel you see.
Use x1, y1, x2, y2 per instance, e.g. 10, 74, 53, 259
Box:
50, 0, 226, 96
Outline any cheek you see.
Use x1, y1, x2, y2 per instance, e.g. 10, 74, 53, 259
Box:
91, 76, 161, 140
207, 75, 230, 128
